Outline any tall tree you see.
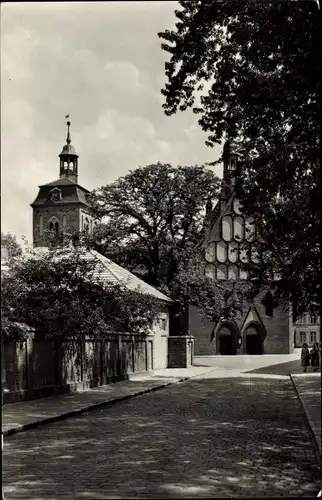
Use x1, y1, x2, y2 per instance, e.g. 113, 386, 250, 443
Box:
88, 162, 249, 327
1, 246, 162, 343
158, 0, 320, 315
88, 162, 220, 287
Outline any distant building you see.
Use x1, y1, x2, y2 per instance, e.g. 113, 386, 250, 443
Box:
30, 119, 97, 247
188, 140, 293, 355
293, 311, 320, 347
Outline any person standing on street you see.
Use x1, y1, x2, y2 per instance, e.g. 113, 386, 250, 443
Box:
301, 343, 310, 372
310, 342, 320, 372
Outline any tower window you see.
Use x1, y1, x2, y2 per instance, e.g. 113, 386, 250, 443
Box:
48, 217, 59, 235
263, 291, 274, 317
229, 159, 235, 170
39, 215, 43, 236
84, 217, 89, 233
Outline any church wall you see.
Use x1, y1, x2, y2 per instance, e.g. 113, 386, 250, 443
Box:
188, 298, 293, 356
188, 306, 215, 356
257, 302, 293, 354
33, 206, 81, 246
79, 208, 95, 234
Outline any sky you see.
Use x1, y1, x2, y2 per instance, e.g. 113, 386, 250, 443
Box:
1, 1, 223, 245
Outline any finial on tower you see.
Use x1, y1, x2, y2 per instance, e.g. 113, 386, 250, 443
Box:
65, 114, 71, 145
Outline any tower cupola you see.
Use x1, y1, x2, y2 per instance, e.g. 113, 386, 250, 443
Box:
59, 116, 79, 184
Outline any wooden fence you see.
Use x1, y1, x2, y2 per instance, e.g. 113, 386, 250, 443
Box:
2, 331, 155, 404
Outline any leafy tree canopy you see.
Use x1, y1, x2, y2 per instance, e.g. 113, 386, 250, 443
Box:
88, 162, 220, 287
88, 162, 249, 324
159, 1, 320, 315
1, 232, 22, 258
1, 246, 162, 343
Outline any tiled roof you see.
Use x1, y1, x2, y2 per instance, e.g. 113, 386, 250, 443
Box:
84, 250, 172, 303
39, 178, 90, 192
30, 182, 90, 207
20, 247, 172, 303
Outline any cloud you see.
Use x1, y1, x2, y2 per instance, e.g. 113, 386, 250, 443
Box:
1, 2, 222, 244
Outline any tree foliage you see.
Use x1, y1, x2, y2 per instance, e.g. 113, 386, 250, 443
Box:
88, 163, 250, 324
159, 1, 320, 314
88, 162, 220, 287
1, 246, 162, 343
1, 232, 22, 258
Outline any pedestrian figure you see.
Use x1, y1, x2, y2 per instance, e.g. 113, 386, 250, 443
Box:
301, 343, 310, 372
310, 342, 320, 372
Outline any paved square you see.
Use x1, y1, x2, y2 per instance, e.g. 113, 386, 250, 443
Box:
2, 375, 320, 498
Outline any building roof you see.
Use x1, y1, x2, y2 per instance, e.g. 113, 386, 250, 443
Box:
39, 178, 89, 191
21, 247, 172, 304
59, 144, 78, 157
30, 180, 90, 207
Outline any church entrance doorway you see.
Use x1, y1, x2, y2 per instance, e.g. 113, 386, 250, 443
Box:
217, 325, 236, 355
244, 325, 263, 354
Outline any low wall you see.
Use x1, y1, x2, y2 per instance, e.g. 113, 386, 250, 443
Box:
168, 336, 194, 368
2, 331, 155, 404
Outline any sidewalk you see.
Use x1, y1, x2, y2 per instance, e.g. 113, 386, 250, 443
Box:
2, 366, 216, 437
290, 373, 321, 461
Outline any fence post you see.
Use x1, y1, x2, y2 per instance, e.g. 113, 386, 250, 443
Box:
132, 334, 135, 373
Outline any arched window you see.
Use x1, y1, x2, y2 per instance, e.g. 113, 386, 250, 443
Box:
263, 291, 274, 317
217, 264, 227, 280
222, 216, 233, 241
205, 242, 216, 263
233, 216, 244, 241
69, 161, 74, 171
228, 264, 238, 280
216, 241, 227, 263
245, 217, 256, 242
39, 215, 43, 236
233, 199, 243, 215
48, 216, 59, 235
63, 161, 68, 170
205, 263, 216, 279
228, 241, 238, 263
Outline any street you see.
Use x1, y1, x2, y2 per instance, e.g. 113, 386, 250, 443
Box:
2, 373, 320, 499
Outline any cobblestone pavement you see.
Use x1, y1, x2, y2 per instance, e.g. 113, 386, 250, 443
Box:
2, 367, 216, 436
3, 376, 320, 499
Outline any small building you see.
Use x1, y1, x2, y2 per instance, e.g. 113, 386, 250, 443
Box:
293, 311, 320, 347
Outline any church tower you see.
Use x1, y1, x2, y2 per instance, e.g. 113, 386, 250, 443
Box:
30, 118, 97, 247
188, 140, 293, 355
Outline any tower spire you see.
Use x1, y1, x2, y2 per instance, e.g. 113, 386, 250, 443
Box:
59, 114, 79, 183
65, 114, 71, 145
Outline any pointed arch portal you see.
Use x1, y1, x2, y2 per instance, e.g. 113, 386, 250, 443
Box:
243, 323, 263, 355
215, 321, 239, 355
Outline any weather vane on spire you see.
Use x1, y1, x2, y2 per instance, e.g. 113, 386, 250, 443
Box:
65, 114, 71, 144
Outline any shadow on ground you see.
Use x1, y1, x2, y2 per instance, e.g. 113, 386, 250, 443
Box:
3, 377, 320, 499
245, 360, 321, 376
